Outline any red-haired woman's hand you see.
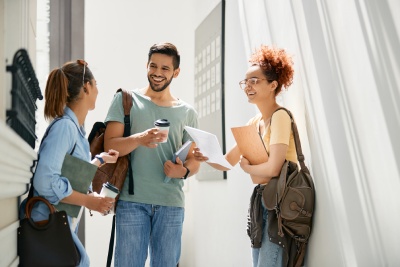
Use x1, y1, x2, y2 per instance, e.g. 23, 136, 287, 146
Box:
193, 147, 208, 162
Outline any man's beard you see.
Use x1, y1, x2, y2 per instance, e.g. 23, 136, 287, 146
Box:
148, 75, 174, 92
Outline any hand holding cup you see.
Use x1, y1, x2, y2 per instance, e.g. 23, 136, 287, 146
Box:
154, 119, 170, 143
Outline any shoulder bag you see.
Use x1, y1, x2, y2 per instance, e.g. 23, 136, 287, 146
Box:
18, 196, 80, 267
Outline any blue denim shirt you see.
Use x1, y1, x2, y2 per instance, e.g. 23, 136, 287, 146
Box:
30, 107, 91, 221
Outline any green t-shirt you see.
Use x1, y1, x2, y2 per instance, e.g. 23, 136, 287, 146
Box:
104, 90, 198, 207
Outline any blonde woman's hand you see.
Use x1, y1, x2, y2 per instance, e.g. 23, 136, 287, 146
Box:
99, 149, 119, 164
86, 192, 115, 215
193, 147, 209, 162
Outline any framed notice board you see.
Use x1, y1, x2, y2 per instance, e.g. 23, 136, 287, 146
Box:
194, 1, 226, 181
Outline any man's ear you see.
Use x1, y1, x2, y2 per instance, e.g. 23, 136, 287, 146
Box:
173, 68, 180, 78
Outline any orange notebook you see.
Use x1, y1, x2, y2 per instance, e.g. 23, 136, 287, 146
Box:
231, 125, 269, 165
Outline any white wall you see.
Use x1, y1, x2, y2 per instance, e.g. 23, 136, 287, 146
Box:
0, 0, 5, 121
84, 0, 400, 266
0, 1, 38, 267
184, 1, 256, 266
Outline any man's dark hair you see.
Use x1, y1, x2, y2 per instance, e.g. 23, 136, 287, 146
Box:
148, 42, 180, 70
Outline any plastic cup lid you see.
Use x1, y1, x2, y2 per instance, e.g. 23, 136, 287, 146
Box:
103, 182, 120, 194
154, 119, 170, 127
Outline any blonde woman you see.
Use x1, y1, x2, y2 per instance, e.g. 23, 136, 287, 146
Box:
27, 60, 119, 266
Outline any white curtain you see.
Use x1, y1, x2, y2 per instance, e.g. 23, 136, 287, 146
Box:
238, 0, 400, 266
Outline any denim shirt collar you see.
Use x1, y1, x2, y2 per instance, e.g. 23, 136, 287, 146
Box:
64, 106, 86, 138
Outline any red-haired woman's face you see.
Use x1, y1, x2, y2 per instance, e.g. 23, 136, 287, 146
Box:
241, 65, 276, 104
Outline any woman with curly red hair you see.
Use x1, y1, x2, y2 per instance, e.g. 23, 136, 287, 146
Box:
194, 45, 296, 266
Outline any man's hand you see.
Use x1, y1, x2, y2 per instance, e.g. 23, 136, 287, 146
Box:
137, 128, 165, 148
164, 157, 187, 178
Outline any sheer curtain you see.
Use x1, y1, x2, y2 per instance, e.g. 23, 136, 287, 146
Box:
238, 0, 400, 266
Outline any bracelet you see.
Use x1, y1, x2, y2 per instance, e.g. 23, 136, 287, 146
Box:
182, 166, 190, 180
95, 155, 105, 165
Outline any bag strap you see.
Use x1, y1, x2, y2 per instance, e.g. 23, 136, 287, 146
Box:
116, 88, 134, 195
25, 196, 56, 218
271, 107, 309, 173
28, 118, 77, 200
106, 215, 117, 267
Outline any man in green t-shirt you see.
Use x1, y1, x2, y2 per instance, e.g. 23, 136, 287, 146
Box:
104, 42, 199, 267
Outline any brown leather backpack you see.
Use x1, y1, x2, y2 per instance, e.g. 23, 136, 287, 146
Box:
263, 108, 315, 267
88, 88, 134, 195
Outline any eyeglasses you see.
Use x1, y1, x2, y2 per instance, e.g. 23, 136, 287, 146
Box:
77, 59, 88, 86
239, 78, 269, 90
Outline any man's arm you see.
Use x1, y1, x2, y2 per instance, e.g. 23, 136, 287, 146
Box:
104, 121, 162, 156
182, 142, 200, 177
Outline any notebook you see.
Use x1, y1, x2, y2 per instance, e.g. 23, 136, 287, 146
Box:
231, 125, 269, 165
164, 140, 193, 183
54, 154, 98, 217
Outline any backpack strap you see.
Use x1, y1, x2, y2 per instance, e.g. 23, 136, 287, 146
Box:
271, 107, 309, 174
106, 215, 117, 267
116, 88, 135, 195
105, 89, 133, 267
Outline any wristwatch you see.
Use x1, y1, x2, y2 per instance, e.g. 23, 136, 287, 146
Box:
95, 155, 105, 165
182, 166, 190, 180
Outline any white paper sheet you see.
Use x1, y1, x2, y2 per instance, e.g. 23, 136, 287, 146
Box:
184, 126, 232, 169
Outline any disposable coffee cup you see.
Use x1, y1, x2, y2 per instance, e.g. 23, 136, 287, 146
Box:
154, 119, 170, 143
100, 182, 119, 198
100, 182, 119, 215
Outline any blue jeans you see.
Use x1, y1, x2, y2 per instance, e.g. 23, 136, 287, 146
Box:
114, 201, 184, 267
71, 221, 90, 267
252, 200, 283, 267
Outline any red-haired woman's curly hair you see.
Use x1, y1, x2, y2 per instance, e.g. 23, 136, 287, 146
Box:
249, 45, 294, 95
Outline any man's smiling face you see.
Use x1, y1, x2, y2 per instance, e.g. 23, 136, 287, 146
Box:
147, 53, 179, 92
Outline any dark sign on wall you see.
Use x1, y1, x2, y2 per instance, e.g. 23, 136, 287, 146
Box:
194, 1, 226, 180
6, 49, 43, 149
